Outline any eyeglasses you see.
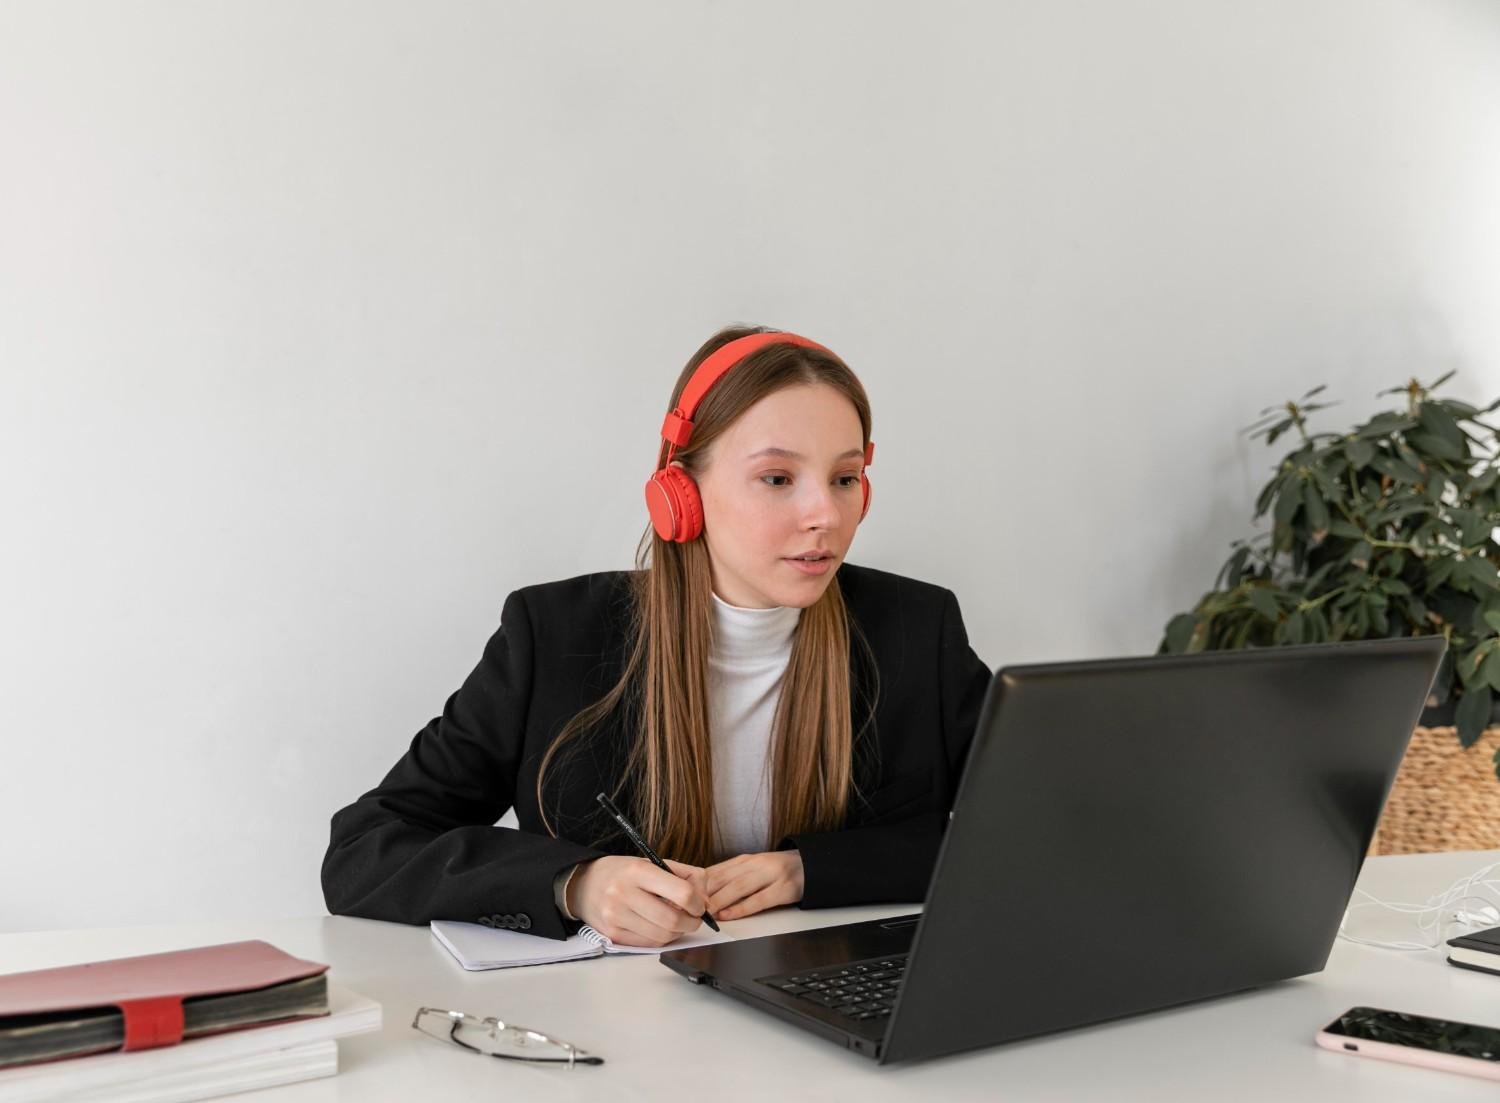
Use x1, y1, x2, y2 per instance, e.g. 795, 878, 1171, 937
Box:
411, 1007, 604, 1067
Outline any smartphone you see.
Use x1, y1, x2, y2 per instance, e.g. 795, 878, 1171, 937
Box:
1315, 1006, 1500, 1082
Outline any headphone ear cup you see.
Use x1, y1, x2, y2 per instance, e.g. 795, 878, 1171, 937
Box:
859, 473, 872, 522
645, 465, 704, 542
663, 466, 704, 541
644, 473, 677, 541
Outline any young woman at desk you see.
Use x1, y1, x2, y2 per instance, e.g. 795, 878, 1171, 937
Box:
321, 326, 992, 947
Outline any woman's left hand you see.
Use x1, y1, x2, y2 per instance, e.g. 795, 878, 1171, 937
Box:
704, 850, 805, 920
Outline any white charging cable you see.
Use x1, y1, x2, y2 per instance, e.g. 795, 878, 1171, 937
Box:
1338, 860, 1500, 951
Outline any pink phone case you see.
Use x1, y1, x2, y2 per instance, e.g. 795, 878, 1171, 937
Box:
1315, 1027, 1500, 1082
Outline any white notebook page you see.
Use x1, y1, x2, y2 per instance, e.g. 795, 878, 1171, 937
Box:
431, 919, 732, 970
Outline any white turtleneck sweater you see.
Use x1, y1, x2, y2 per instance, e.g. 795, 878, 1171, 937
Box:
704, 589, 802, 857
553, 589, 801, 919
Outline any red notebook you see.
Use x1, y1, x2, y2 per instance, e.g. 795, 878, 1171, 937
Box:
0, 940, 330, 1066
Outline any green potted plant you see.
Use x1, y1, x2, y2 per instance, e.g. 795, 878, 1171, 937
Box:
1159, 371, 1500, 780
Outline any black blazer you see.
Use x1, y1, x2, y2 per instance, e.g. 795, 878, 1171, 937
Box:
320, 562, 992, 941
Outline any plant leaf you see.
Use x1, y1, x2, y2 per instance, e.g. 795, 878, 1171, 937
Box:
1418, 400, 1465, 447
1407, 430, 1464, 462
1274, 476, 1304, 525
1456, 510, 1491, 548
1248, 586, 1281, 620
1354, 413, 1419, 440
1304, 485, 1330, 533
1456, 684, 1493, 748
1345, 439, 1376, 468
1467, 557, 1500, 591
1371, 501, 1434, 528
1163, 613, 1197, 654
1427, 557, 1456, 590
1310, 464, 1341, 500
1221, 545, 1251, 588
1253, 476, 1281, 518
1304, 561, 1337, 591
1470, 468, 1500, 495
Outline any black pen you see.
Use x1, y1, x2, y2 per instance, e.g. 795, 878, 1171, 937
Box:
596, 792, 720, 933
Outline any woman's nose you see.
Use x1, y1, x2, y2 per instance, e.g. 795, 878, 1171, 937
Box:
799, 484, 839, 525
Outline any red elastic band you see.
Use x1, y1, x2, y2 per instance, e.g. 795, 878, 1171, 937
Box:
118, 996, 186, 1051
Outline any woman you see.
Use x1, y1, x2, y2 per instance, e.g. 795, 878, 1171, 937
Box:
321, 324, 992, 947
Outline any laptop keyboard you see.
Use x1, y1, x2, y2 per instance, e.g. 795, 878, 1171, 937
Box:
755, 954, 908, 1022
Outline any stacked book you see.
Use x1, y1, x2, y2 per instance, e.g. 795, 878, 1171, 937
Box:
1447, 924, 1500, 977
0, 940, 381, 1102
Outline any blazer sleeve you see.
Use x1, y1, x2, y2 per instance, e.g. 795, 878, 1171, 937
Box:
774, 587, 991, 908
320, 587, 608, 940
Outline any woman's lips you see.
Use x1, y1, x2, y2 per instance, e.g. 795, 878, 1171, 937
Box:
784, 556, 835, 576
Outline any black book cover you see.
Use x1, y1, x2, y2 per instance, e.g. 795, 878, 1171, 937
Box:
1445, 924, 1500, 954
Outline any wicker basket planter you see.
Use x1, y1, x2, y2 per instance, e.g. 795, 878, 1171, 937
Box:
1368, 726, 1500, 855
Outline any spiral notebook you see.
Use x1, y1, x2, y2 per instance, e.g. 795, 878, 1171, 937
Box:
430, 919, 733, 970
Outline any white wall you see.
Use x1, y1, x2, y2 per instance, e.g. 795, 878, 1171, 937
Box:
3, 0, 1498, 931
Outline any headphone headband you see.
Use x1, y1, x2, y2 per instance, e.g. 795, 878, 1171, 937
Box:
655, 331, 873, 469
657, 332, 829, 451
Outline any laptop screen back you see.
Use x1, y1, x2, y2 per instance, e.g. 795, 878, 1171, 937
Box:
883, 636, 1445, 1064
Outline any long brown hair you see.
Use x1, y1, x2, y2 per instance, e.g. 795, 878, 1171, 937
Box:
534, 324, 882, 866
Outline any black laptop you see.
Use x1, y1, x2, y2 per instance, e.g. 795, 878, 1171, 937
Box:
659, 636, 1446, 1064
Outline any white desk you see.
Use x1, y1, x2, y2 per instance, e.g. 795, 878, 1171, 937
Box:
3, 850, 1498, 1101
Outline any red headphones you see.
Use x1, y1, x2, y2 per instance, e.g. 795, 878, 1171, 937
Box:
644, 332, 874, 543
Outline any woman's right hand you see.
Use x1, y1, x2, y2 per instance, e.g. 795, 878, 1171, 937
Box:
566, 856, 709, 947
